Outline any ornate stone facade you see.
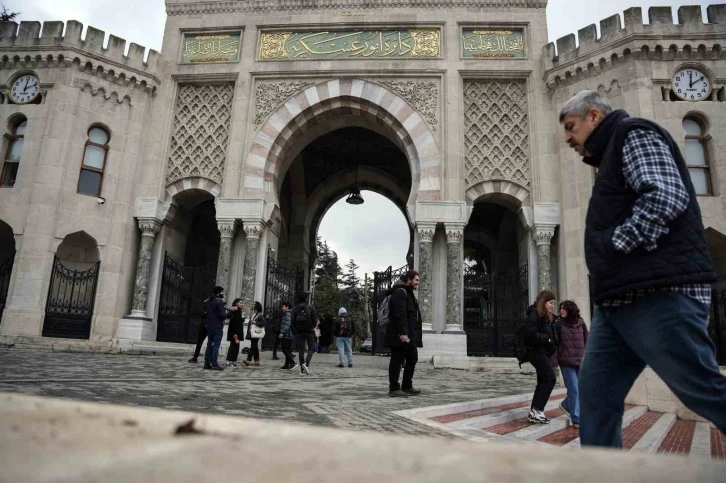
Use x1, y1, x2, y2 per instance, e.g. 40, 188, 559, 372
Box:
254, 80, 316, 124
166, 84, 234, 185
378, 80, 438, 129
417, 223, 437, 332
130, 219, 162, 316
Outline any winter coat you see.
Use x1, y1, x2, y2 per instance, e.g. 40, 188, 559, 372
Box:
335, 316, 356, 338
279, 310, 294, 340
291, 303, 318, 335
245, 311, 266, 340
524, 304, 555, 357
384, 282, 423, 349
555, 317, 589, 367
319, 316, 334, 346
204, 296, 227, 330
226, 309, 244, 342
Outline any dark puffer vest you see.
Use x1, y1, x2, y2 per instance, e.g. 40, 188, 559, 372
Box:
555, 318, 588, 367
583, 110, 716, 304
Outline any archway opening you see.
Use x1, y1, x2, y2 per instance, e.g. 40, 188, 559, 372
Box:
464, 201, 529, 357
0, 219, 15, 324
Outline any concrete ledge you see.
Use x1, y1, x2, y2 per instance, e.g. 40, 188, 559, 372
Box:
432, 355, 535, 374
418, 333, 467, 361
1, 392, 724, 482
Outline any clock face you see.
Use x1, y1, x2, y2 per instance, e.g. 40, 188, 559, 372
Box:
9, 74, 40, 104
672, 68, 711, 101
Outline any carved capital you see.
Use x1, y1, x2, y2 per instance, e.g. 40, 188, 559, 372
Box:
417, 223, 436, 243
217, 219, 237, 239
137, 218, 162, 237
243, 222, 264, 240
445, 224, 465, 245
533, 224, 557, 246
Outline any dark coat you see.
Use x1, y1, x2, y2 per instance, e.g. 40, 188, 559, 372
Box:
279, 311, 293, 340
226, 309, 244, 342
555, 318, 589, 367
524, 304, 555, 357
318, 316, 334, 346
334, 316, 356, 338
204, 296, 227, 330
384, 282, 423, 349
291, 303, 318, 335
245, 312, 266, 340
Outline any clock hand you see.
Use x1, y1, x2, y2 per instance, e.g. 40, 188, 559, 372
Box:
22, 78, 29, 93
689, 72, 693, 88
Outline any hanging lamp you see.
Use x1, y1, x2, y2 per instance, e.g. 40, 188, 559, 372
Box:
346, 133, 364, 205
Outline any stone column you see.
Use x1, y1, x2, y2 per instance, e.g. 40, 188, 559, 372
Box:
444, 224, 465, 333
215, 220, 237, 291
533, 224, 556, 292
129, 218, 162, 318
416, 223, 436, 333
241, 222, 263, 310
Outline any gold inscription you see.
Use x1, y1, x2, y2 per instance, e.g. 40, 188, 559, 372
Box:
182, 33, 241, 63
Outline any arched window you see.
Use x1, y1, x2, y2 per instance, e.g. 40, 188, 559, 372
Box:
683, 117, 711, 196
0, 118, 27, 187
77, 126, 109, 196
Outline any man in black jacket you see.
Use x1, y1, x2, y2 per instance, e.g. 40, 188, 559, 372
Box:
560, 90, 726, 447
203, 286, 227, 370
384, 270, 423, 397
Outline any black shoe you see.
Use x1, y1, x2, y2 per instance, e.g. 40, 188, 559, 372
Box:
337, 363, 345, 368
388, 390, 409, 398
272, 355, 280, 360
348, 364, 353, 368
280, 365, 289, 370
402, 387, 421, 395
203, 363, 213, 370
210, 365, 224, 371
188, 358, 198, 363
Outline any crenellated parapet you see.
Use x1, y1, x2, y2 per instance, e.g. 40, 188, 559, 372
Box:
0, 21, 161, 94
543, 5, 726, 91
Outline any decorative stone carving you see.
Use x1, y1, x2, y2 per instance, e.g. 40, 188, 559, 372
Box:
417, 223, 436, 332
166, 84, 234, 185
379, 80, 438, 129
463, 79, 529, 188
218, 220, 236, 239
409, 30, 441, 57
533, 224, 556, 292
258, 32, 292, 60
130, 219, 162, 316
445, 226, 464, 245
216, 220, 237, 290
244, 223, 263, 240
445, 224, 465, 332
241, 222, 264, 310
417, 224, 436, 244
254, 80, 316, 124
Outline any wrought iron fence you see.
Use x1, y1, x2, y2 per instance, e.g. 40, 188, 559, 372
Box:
0, 253, 14, 324
371, 264, 410, 354
263, 257, 304, 350
42, 257, 100, 339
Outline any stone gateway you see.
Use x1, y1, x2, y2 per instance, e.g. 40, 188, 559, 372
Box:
0, 1, 724, 361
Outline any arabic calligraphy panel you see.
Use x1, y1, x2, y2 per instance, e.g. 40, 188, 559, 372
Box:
182, 32, 242, 63
461, 29, 525, 59
258, 29, 440, 60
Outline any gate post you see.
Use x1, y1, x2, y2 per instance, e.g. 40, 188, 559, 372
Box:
216, 219, 238, 291
444, 223, 465, 333
533, 224, 556, 292
241, 221, 263, 311
416, 223, 436, 333
129, 219, 162, 318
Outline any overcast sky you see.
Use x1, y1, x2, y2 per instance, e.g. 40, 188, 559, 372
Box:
8, 0, 716, 278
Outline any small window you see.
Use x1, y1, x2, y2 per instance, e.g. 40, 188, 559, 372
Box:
77, 126, 109, 196
0, 118, 27, 187
683, 117, 711, 196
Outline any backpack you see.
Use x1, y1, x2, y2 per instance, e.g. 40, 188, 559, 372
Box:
338, 317, 352, 337
513, 321, 530, 368
293, 304, 313, 333
377, 288, 404, 326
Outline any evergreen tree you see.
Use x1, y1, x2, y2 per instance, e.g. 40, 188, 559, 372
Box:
312, 238, 341, 317
0, 5, 19, 22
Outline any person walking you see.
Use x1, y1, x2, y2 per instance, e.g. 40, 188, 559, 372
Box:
224, 298, 244, 368
560, 90, 726, 446
278, 301, 298, 371
244, 301, 266, 366
335, 307, 355, 368
385, 270, 423, 398
555, 300, 588, 429
271, 307, 282, 361
188, 313, 208, 364
318, 313, 333, 354
291, 291, 318, 375
203, 286, 227, 370
524, 290, 557, 424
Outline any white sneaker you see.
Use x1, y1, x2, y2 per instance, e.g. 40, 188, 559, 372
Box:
225, 362, 233, 367
302, 363, 310, 375
527, 410, 550, 424
536, 410, 551, 424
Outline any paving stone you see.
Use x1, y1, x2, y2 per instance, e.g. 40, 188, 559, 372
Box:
658, 420, 696, 456
711, 429, 726, 460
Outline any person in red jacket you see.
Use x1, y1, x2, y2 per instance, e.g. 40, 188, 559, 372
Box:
555, 300, 589, 429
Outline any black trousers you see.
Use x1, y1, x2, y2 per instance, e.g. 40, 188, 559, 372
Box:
295, 333, 315, 367
281, 339, 295, 366
272, 332, 281, 355
226, 341, 240, 362
193, 324, 208, 359
247, 338, 260, 362
389, 344, 418, 391
529, 352, 557, 411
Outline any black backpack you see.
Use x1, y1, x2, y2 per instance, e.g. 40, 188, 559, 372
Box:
513, 321, 530, 368
293, 304, 313, 333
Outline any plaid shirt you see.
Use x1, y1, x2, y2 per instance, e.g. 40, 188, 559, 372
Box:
599, 128, 711, 307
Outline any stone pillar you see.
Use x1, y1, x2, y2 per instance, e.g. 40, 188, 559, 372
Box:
416, 223, 436, 333
129, 219, 162, 318
533, 224, 556, 292
215, 220, 237, 291
444, 224, 465, 333
241, 222, 263, 310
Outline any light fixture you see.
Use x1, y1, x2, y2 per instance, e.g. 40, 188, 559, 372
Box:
346, 132, 365, 205
97, 197, 106, 205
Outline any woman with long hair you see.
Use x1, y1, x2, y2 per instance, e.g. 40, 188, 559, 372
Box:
556, 300, 588, 429
225, 298, 244, 367
244, 301, 266, 366
525, 290, 557, 424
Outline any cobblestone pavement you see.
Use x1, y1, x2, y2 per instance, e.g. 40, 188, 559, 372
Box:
0, 348, 535, 439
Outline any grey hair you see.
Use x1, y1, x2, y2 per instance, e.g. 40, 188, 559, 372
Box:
558, 90, 613, 123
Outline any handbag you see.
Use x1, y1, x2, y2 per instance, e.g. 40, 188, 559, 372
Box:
249, 313, 265, 339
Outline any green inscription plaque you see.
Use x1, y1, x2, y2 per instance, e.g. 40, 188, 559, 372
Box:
259, 29, 440, 60
182, 33, 241, 63
462, 29, 525, 58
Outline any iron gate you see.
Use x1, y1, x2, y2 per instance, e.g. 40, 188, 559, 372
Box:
42, 257, 101, 339
709, 288, 726, 366
463, 265, 529, 357
0, 253, 15, 324
371, 264, 410, 354
263, 257, 304, 350
156, 253, 218, 344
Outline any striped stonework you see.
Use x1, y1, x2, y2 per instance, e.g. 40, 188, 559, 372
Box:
243, 78, 442, 203
165, 176, 222, 202
465, 179, 531, 208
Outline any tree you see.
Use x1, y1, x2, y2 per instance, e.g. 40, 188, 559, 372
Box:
312, 237, 342, 318
0, 5, 19, 22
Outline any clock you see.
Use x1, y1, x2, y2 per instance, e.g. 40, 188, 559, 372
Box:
672, 67, 712, 102
9, 73, 40, 104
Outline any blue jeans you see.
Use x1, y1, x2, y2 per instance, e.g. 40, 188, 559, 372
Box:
337, 337, 353, 364
580, 291, 726, 448
560, 366, 580, 424
204, 325, 223, 366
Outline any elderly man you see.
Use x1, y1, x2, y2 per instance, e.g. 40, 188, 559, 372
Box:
560, 90, 726, 447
